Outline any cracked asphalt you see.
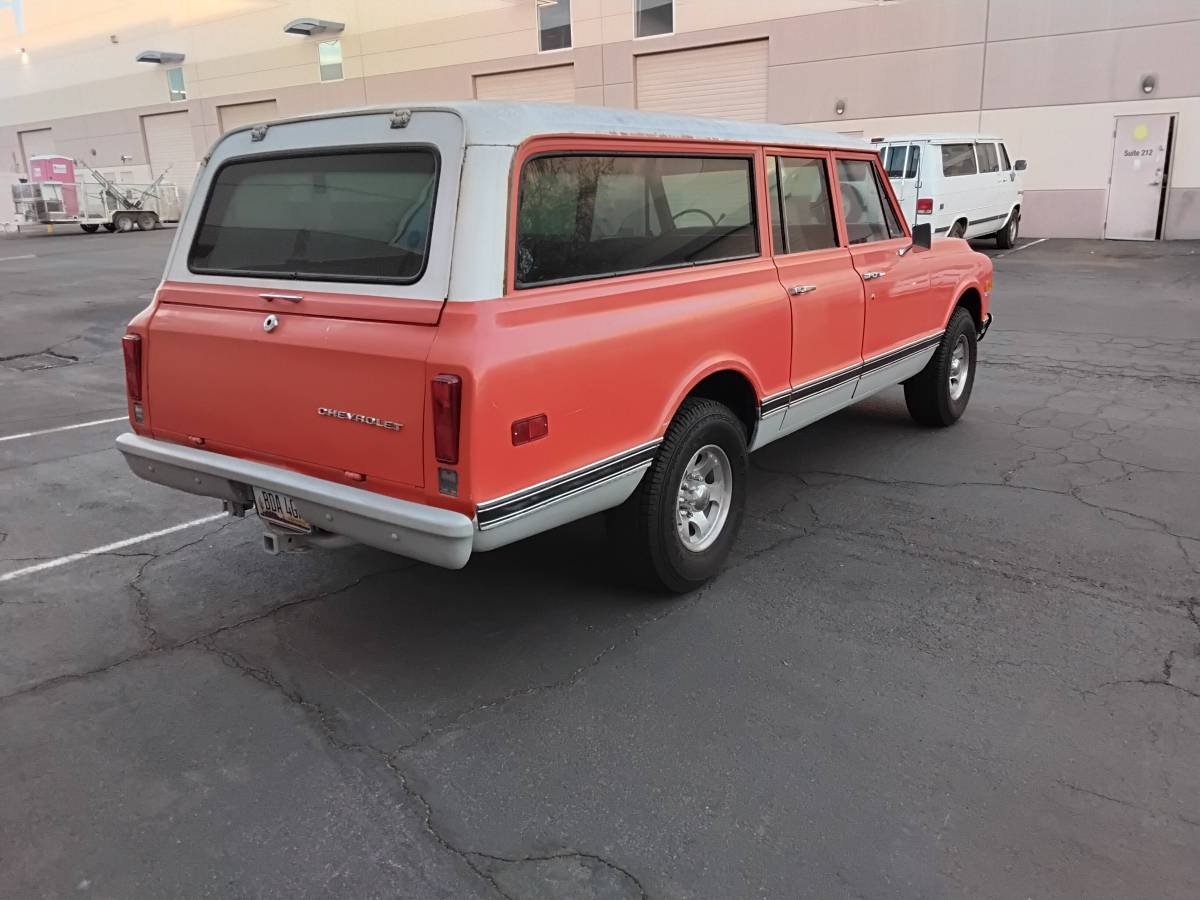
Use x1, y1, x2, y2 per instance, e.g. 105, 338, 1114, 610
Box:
1, 229, 1198, 899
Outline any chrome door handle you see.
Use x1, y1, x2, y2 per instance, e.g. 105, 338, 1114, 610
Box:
788, 284, 818, 295
259, 293, 304, 303
862, 271, 885, 280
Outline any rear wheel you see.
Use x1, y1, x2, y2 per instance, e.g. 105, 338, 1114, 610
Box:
79, 223, 99, 233
114, 213, 135, 233
102, 222, 117, 233
607, 397, 748, 593
995, 210, 1019, 249
904, 307, 977, 427
137, 211, 157, 231
948, 219, 967, 239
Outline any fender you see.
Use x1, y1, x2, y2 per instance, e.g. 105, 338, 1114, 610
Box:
655, 356, 768, 438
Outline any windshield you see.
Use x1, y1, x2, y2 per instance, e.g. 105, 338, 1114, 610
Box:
188, 149, 438, 283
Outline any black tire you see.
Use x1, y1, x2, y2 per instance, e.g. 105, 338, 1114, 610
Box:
904, 307, 978, 427
948, 220, 967, 239
102, 222, 117, 233
994, 210, 1019, 249
114, 213, 134, 233
79, 223, 99, 233
137, 212, 156, 231
607, 398, 748, 593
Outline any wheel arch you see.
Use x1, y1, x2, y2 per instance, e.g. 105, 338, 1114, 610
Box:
952, 286, 983, 331
661, 363, 763, 443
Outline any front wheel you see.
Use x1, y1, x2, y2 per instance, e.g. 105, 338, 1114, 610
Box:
995, 211, 1019, 249
607, 398, 748, 593
79, 223, 99, 233
904, 308, 978, 427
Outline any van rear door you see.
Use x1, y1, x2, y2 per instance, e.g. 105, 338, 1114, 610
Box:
144, 109, 465, 489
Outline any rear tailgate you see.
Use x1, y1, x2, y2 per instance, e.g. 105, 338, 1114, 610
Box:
142, 108, 466, 490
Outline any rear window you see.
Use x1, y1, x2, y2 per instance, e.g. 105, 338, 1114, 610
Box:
883, 146, 906, 178
941, 144, 977, 177
189, 149, 438, 283
515, 154, 758, 287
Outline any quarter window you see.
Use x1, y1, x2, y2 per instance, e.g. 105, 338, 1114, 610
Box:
318, 39, 343, 82
515, 154, 758, 287
635, 0, 673, 38
166, 67, 187, 102
941, 143, 977, 177
767, 155, 838, 255
538, 0, 572, 51
977, 142, 1000, 173
836, 158, 903, 245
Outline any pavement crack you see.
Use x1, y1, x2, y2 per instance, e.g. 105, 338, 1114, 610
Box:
469, 850, 649, 900
1098, 678, 1200, 701
1055, 780, 1200, 829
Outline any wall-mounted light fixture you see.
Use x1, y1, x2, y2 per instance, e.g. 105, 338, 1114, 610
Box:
834, 99, 847, 116
1141, 74, 1156, 95
135, 50, 185, 64
283, 18, 345, 36
18, 46, 29, 63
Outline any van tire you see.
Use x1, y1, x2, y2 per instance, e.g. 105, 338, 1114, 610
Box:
904, 308, 977, 427
607, 397, 748, 594
995, 210, 1019, 249
114, 213, 135, 233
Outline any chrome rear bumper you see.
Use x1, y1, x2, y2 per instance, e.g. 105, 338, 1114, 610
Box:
115, 433, 474, 569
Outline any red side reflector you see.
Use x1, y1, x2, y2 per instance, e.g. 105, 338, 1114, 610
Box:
916, 198, 934, 215
121, 334, 142, 403
431, 374, 462, 465
512, 414, 548, 446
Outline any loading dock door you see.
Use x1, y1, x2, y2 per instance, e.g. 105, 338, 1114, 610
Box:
217, 100, 279, 134
18, 128, 55, 174
474, 65, 575, 103
1105, 114, 1174, 241
142, 111, 198, 198
635, 40, 768, 121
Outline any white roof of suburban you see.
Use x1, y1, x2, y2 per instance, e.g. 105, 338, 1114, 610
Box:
267, 101, 871, 150
874, 133, 1004, 144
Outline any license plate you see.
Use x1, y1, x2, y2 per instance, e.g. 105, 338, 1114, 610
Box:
253, 487, 312, 533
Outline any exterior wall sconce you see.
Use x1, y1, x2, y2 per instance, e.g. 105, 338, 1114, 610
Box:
283, 18, 345, 36
135, 50, 185, 64
1141, 74, 1156, 95
835, 99, 847, 116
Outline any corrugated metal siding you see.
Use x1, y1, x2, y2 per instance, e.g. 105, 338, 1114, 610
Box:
18, 129, 55, 174
142, 112, 198, 194
636, 41, 769, 122
217, 100, 279, 133
474, 65, 575, 103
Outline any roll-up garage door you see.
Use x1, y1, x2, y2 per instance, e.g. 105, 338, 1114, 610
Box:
217, 99, 279, 134
18, 128, 55, 174
474, 65, 575, 103
142, 111, 198, 196
636, 40, 768, 121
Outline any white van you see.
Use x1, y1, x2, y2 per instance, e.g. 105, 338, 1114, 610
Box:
873, 134, 1026, 248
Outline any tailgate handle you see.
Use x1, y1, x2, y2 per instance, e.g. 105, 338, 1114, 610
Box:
260, 293, 304, 303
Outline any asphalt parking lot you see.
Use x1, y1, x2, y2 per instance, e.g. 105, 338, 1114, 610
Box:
2, 227, 1198, 899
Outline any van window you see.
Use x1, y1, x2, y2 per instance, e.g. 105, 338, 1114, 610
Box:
883, 146, 907, 178
767, 155, 838, 254
977, 142, 1000, 173
836, 157, 902, 244
905, 144, 921, 179
941, 144, 977, 177
189, 149, 438, 283
998, 143, 1012, 171
515, 154, 757, 287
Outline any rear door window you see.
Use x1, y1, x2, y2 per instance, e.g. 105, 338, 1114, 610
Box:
515, 154, 758, 287
941, 143, 977, 177
767, 155, 838, 254
905, 144, 921, 179
883, 145, 907, 178
190, 150, 438, 283
977, 142, 1000, 173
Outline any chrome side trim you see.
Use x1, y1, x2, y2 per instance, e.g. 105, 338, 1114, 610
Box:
475, 440, 661, 530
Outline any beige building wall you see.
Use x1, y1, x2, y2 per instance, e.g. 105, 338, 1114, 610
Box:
2, 0, 1198, 237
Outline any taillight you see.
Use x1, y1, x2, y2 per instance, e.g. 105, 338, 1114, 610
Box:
916, 198, 934, 215
431, 374, 462, 465
122, 334, 142, 402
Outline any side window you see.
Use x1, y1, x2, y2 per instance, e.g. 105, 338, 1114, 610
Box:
873, 166, 904, 238
905, 144, 921, 179
515, 154, 757, 287
767, 158, 785, 256
998, 142, 1012, 171
941, 143, 977, 177
836, 157, 895, 245
883, 145, 906, 178
977, 142, 1000, 173
771, 155, 838, 254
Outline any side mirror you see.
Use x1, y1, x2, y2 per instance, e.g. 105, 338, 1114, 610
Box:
912, 222, 932, 250
1014, 159, 1028, 171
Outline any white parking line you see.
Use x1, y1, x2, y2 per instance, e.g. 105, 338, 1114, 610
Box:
996, 237, 1047, 258
0, 416, 127, 443
0, 513, 228, 583
0, 254, 36, 262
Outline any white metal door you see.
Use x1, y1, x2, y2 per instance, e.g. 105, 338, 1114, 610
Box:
636, 40, 768, 121
142, 111, 198, 197
474, 65, 575, 102
18, 128, 54, 174
1105, 114, 1173, 241
217, 100, 279, 134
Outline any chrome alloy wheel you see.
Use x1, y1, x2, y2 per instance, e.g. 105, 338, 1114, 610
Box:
676, 444, 733, 553
948, 334, 971, 401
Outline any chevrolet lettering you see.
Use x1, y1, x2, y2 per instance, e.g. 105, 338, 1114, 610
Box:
116, 101, 992, 592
